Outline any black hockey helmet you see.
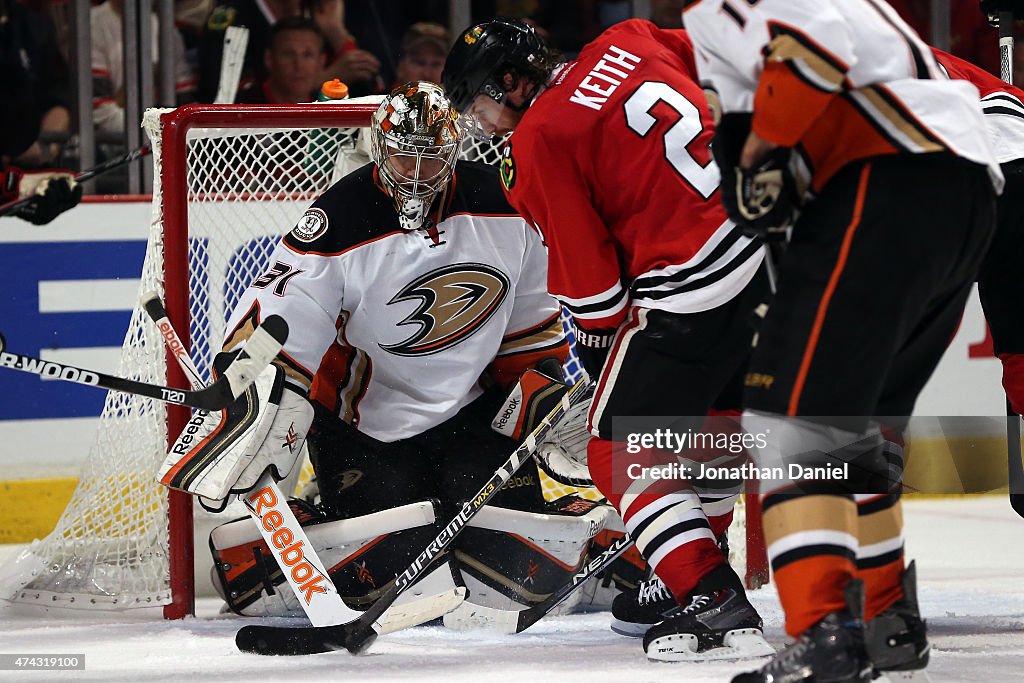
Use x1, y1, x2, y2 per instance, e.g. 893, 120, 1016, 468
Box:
442, 17, 554, 114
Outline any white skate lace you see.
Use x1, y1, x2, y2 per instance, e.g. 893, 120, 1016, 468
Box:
681, 592, 714, 615
637, 577, 673, 606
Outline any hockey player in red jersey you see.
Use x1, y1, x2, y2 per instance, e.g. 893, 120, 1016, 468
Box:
444, 18, 775, 661
160, 82, 617, 627
682, 1, 1002, 681
932, 47, 1024, 420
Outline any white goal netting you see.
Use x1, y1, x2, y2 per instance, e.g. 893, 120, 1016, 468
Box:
0, 101, 758, 617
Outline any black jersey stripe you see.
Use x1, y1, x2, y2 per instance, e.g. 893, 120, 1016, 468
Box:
984, 105, 1024, 120
631, 227, 747, 290
771, 544, 857, 572
561, 285, 630, 317
863, 0, 933, 80
633, 240, 761, 301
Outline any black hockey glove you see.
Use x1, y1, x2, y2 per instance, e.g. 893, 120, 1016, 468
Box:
712, 113, 796, 241
14, 172, 83, 225
980, 1, 1024, 26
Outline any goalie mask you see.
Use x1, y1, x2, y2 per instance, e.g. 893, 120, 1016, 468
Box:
371, 81, 462, 231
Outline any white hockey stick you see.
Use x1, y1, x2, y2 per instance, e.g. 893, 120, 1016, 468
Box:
142, 292, 361, 627
214, 25, 249, 104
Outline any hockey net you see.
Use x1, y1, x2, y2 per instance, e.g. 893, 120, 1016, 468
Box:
0, 102, 765, 619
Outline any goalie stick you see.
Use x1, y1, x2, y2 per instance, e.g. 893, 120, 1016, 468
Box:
235, 376, 596, 656
141, 292, 364, 627
0, 315, 287, 411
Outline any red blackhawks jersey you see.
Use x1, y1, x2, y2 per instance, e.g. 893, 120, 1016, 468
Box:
683, 0, 1002, 194
223, 161, 567, 442
501, 19, 763, 335
932, 47, 1024, 164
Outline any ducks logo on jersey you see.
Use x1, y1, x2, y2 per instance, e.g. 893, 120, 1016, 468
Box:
380, 263, 510, 356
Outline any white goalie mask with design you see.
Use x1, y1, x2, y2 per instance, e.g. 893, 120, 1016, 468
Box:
371, 81, 463, 231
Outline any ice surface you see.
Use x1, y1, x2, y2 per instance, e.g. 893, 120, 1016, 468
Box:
1, 497, 1021, 682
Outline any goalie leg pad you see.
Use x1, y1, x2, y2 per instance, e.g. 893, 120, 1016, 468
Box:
444, 495, 609, 621
210, 499, 464, 627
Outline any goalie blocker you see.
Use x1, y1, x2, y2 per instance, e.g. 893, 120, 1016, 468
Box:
159, 350, 314, 510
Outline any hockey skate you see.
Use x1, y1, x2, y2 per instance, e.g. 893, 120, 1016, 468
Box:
643, 563, 774, 662
610, 574, 681, 637
731, 580, 873, 683
865, 561, 930, 677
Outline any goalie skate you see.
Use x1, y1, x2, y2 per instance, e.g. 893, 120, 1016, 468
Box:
643, 564, 773, 662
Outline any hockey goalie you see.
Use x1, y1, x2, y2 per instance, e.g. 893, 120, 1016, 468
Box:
159, 81, 613, 628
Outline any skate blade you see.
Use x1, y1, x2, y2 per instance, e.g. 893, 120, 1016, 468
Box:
646, 628, 776, 662
874, 670, 933, 683
610, 618, 650, 638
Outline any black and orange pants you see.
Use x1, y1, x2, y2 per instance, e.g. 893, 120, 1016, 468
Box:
744, 152, 997, 636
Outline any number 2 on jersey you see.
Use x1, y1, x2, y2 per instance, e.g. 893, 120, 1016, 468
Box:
623, 81, 719, 199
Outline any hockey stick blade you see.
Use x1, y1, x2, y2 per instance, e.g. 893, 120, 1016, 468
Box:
235, 378, 595, 656
0, 315, 287, 411
445, 534, 632, 634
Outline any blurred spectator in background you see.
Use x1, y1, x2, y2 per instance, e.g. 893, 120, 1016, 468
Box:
1, 0, 81, 224
6, 0, 72, 168
236, 17, 326, 103
649, 0, 684, 29
176, 0, 215, 36
887, 0, 999, 74
305, 0, 384, 95
393, 22, 450, 87
199, 0, 382, 102
340, 1, 449, 91
91, 0, 196, 134
198, 0, 299, 102
175, 0, 215, 75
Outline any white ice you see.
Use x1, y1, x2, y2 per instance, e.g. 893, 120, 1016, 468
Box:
1, 496, 1021, 682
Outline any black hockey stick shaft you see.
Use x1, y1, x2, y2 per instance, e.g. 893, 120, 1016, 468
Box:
235, 377, 594, 656
514, 534, 632, 633
0, 315, 287, 411
995, 11, 1024, 519
0, 145, 152, 218
1006, 402, 1024, 518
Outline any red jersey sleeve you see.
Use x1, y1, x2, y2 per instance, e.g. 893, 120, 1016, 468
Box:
501, 129, 629, 333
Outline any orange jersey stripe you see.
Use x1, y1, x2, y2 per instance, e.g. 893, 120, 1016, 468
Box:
788, 163, 871, 415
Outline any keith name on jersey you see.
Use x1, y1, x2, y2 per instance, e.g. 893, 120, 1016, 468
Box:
570, 45, 641, 111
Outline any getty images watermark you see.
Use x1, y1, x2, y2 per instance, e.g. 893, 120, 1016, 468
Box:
623, 427, 850, 483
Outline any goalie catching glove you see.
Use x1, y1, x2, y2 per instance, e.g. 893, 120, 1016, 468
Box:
158, 352, 314, 508
491, 364, 595, 487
